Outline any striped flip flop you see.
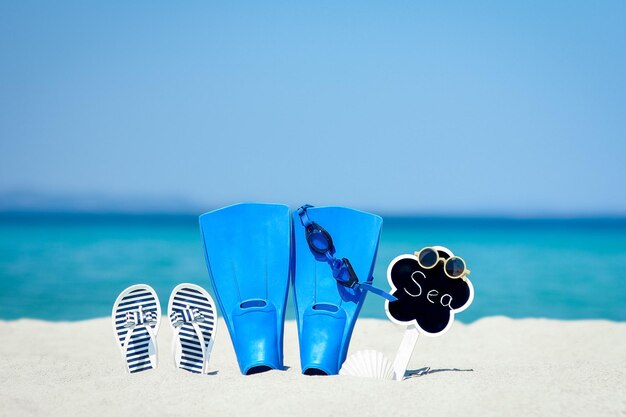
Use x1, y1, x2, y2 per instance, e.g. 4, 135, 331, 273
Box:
168, 283, 217, 374
112, 284, 161, 374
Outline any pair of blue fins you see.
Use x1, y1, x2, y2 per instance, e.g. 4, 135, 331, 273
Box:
199, 203, 395, 375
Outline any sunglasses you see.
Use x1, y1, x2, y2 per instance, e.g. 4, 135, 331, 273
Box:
415, 247, 470, 279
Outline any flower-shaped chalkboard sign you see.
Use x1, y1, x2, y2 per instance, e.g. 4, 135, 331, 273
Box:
385, 246, 474, 336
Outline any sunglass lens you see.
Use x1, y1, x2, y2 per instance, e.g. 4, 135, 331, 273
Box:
445, 257, 466, 278
418, 248, 438, 268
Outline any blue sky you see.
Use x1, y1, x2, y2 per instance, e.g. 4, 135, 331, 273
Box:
1, 1, 625, 214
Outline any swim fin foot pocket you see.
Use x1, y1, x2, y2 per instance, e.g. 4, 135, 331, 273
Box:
301, 305, 347, 375
231, 300, 280, 375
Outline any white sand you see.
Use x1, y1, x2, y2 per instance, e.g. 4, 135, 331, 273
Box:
0, 317, 624, 417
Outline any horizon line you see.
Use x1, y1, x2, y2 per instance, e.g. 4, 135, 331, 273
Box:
1, 209, 626, 221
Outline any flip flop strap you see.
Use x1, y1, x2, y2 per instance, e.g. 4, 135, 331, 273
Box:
124, 307, 158, 328
170, 307, 205, 328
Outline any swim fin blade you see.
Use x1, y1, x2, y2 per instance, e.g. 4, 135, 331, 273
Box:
199, 203, 291, 375
292, 206, 383, 375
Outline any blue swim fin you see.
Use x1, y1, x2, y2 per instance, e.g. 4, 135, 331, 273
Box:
292, 206, 383, 375
199, 203, 291, 375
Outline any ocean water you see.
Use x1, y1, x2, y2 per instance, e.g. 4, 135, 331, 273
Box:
0, 213, 625, 322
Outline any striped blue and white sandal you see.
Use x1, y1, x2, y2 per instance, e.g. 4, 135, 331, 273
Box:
168, 283, 217, 374
112, 284, 161, 374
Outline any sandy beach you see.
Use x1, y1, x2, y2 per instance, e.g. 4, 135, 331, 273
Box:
0, 317, 624, 417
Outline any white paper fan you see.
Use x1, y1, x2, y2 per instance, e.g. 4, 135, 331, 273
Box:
339, 350, 394, 380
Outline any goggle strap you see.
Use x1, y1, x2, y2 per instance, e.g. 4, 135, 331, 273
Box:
339, 259, 397, 301
296, 205, 314, 228
359, 281, 398, 302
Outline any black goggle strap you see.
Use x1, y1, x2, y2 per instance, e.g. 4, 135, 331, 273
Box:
297, 205, 397, 302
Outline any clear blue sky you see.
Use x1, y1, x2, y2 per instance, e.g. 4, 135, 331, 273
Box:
1, 1, 625, 214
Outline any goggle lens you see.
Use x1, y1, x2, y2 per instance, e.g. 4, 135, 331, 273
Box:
418, 248, 439, 268
445, 257, 466, 278
308, 230, 332, 254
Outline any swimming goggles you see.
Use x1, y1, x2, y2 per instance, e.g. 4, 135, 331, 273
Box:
415, 247, 471, 279
297, 205, 396, 302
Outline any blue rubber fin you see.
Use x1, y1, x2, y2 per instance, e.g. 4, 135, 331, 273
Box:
199, 203, 291, 375
292, 206, 383, 375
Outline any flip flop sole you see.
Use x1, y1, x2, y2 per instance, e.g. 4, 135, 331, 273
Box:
168, 283, 217, 374
112, 284, 161, 373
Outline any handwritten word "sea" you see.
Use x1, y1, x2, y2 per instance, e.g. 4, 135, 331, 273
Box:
403, 271, 454, 309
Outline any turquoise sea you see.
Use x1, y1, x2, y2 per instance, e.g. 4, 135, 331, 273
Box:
1, 213, 625, 322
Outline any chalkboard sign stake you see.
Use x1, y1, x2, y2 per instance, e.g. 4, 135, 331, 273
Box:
392, 325, 420, 381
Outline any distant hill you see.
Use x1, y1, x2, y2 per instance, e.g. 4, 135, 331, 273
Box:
0, 190, 206, 214
1, 190, 624, 219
